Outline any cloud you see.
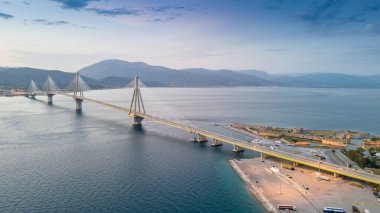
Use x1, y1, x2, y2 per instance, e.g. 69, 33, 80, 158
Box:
79, 25, 96, 29
366, 23, 380, 35
0, 12, 13, 19
22, 1, 30, 5
0, 1, 10, 4
50, 0, 99, 9
145, 5, 191, 22
148, 5, 187, 12
304, 0, 343, 18
297, 0, 349, 25
32, 19, 70, 25
86, 8, 139, 16
147, 13, 181, 22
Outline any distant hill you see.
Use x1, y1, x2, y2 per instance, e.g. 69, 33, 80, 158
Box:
98, 76, 167, 88
272, 73, 380, 88
234, 69, 274, 80
1, 60, 379, 89
79, 59, 276, 87
0, 67, 134, 89
79, 59, 380, 88
0, 68, 81, 89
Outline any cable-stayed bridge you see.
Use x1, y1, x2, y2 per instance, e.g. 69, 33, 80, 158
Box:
23, 74, 380, 185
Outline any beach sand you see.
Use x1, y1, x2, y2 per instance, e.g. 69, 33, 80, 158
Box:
230, 158, 380, 213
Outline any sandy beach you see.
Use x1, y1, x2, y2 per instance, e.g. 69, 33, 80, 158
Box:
230, 158, 380, 213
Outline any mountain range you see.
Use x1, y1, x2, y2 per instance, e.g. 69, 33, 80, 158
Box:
0, 67, 130, 90
1, 59, 379, 89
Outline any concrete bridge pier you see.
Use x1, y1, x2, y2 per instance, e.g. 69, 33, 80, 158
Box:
293, 162, 299, 167
261, 153, 265, 159
132, 115, 144, 126
233, 144, 244, 153
47, 93, 54, 104
31, 94, 36, 99
191, 133, 208, 142
75, 98, 83, 112
211, 138, 223, 147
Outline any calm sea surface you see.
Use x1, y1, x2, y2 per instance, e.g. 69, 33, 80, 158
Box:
0, 87, 379, 212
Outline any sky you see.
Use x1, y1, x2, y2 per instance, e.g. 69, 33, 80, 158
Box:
0, 0, 380, 75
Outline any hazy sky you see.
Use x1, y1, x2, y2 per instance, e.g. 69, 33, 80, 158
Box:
1, 0, 380, 75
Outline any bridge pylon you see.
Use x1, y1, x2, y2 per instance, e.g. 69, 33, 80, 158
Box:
129, 76, 145, 126
73, 72, 84, 112
43, 75, 59, 104
28, 79, 40, 99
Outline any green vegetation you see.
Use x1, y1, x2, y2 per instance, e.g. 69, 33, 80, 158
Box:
369, 137, 380, 141
342, 148, 379, 168
368, 147, 380, 156
369, 183, 380, 191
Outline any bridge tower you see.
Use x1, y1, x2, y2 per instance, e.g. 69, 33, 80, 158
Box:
28, 79, 40, 99
129, 76, 145, 126
73, 72, 84, 112
43, 75, 58, 104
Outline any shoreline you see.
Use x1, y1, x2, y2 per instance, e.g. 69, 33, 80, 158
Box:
230, 158, 379, 213
228, 159, 276, 213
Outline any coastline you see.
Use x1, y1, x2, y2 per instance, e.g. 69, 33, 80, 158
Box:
228, 159, 276, 213
230, 158, 379, 213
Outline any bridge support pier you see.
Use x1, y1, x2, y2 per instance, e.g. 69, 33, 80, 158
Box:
334, 173, 338, 178
293, 162, 298, 167
75, 98, 83, 112
191, 133, 208, 143
211, 138, 223, 147
132, 115, 144, 126
233, 144, 244, 153
261, 153, 265, 159
31, 94, 36, 99
47, 93, 54, 104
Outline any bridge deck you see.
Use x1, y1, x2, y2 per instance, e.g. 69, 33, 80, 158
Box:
59, 93, 380, 185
